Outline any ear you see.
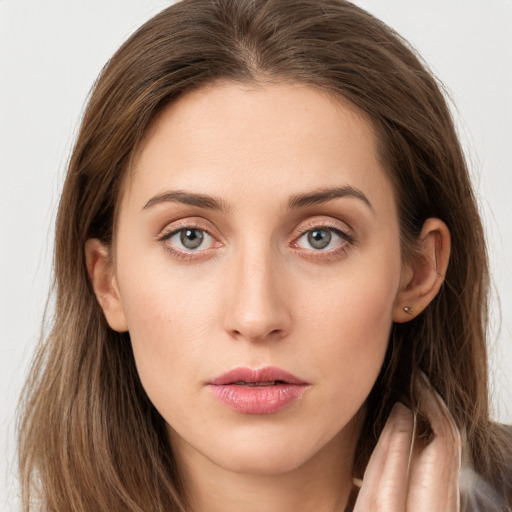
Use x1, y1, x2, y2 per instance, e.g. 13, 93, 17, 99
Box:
85, 238, 128, 332
393, 218, 451, 323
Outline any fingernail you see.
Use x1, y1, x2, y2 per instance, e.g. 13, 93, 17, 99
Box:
418, 371, 449, 412
419, 370, 432, 389
352, 477, 363, 488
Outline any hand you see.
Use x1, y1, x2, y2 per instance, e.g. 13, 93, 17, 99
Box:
353, 374, 462, 511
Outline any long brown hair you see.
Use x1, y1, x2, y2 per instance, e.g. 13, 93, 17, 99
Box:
18, 0, 511, 510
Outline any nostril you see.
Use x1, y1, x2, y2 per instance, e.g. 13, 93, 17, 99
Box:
230, 327, 285, 342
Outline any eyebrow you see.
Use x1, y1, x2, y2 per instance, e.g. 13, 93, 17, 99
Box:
142, 190, 229, 212
142, 185, 373, 213
287, 186, 373, 212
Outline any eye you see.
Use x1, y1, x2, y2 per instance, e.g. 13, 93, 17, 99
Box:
160, 227, 215, 252
178, 228, 207, 249
295, 226, 352, 251
305, 228, 333, 250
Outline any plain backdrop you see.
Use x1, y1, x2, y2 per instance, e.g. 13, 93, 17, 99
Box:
1, 1, 511, 509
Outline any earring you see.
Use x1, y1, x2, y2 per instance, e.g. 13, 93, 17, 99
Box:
403, 306, 414, 315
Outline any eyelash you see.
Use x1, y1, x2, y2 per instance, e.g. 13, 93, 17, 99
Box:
157, 219, 355, 262
157, 221, 218, 262
291, 221, 355, 261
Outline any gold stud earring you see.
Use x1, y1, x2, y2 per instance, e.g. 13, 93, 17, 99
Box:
403, 306, 414, 315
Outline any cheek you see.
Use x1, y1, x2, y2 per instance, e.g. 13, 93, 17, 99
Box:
115, 252, 219, 404
296, 250, 400, 403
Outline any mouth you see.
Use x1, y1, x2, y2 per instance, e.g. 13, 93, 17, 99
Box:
208, 366, 309, 414
231, 380, 287, 387
209, 366, 308, 386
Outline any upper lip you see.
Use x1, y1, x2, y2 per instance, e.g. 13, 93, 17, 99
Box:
208, 366, 309, 386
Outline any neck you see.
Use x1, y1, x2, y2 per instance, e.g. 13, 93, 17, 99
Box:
171, 415, 362, 512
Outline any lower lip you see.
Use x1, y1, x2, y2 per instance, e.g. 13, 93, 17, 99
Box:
208, 383, 308, 414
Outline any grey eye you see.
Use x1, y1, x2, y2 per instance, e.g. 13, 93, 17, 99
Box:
295, 226, 350, 252
307, 229, 332, 249
179, 229, 205, 249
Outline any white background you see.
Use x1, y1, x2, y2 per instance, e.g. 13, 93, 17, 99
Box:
1, 1, 511, 510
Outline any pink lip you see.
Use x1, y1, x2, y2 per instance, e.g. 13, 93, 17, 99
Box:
208, 366, 309, 414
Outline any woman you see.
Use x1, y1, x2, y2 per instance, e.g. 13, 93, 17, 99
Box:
17, 0, 512, 510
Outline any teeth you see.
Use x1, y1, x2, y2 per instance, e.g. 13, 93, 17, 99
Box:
232, 380, 279, 386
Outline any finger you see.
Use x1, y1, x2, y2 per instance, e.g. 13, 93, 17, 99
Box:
417, 372, 461, 447
407, 373, 461, 512
354, 402, 413, 512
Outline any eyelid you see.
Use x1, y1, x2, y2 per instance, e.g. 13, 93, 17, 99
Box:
289, 218, 357, 262
157, 217, 219, 241
292, 217, 356, 243
156, 218, 223, 262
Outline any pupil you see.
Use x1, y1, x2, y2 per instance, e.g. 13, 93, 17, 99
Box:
180, 229, 204, 249
308, 229, 331, 249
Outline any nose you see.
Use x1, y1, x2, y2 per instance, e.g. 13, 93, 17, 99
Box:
223, 247, 292, 343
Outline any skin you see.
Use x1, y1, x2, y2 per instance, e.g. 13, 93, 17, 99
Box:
87, 81, 458, 511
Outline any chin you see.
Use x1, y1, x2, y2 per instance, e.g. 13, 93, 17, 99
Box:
213, 441, 317, 476
206, 420, 349, 477
166, 399, 361, 478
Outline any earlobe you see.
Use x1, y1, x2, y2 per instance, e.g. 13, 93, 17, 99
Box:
393, 218, 451, 323
85, 239, 128, 332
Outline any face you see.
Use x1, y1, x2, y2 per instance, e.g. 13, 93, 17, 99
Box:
108, 82, 406, 476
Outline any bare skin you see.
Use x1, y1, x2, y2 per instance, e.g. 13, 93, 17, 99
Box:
354, 375, 461, 511
86, 81, 456, 511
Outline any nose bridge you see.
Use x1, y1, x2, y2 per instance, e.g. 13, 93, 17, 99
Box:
224, 238, 290, 341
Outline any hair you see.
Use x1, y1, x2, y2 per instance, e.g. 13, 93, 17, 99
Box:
18, 0, 512, 510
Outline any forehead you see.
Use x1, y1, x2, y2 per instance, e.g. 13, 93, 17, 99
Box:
122, 81, 395, 216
